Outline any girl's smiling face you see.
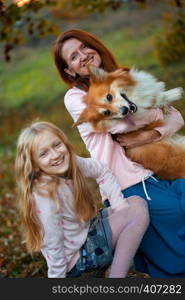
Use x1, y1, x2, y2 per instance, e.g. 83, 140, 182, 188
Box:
33, 130, 70, 176
61, 38, 102, 77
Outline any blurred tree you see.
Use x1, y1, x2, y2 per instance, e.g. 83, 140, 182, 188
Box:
153, 9, 185, 66
50, 0, 88, 19
0, 0, 184, 62
149, 0, 184, 66
0, 0, 61, 61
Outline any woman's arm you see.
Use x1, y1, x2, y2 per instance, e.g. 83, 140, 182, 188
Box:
65, 89, 184, 139
64, 88, 136, 135
76, 156, 129, 211
114, 129, 161, 148
154, 106, 184, 138
64, 88, 119, 169
64, 88, 94, 133
114, 106, 184, 148
33, 192, 67, 278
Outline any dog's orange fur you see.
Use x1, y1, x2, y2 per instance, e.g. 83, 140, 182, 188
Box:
124, 120, 185, 180
74, 68, 185, 180
126, 141, 185, 180
73, 68, 136, 132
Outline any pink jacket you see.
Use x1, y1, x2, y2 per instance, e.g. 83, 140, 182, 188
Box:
33, 156, 128, 278
64, 87, 184, 189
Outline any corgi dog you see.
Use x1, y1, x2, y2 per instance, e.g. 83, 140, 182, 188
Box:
73, 65, 184, 180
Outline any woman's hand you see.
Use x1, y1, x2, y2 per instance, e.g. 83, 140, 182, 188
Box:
113, 129, 161, 149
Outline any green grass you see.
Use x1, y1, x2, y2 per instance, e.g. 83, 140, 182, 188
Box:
0, 47, 66, 108
104, 27, 158, 68
1, 25, 184, 110
0, 23, 185, 151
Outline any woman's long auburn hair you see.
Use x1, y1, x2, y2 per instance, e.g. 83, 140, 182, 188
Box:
53, 29, 119, 91
15, 121, 98, 253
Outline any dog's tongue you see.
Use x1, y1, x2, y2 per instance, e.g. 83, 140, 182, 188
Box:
124, 115, 136, 126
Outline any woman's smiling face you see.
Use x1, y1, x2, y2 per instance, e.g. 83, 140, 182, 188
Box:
61, 38, 102, 77
32, 130, 70, 176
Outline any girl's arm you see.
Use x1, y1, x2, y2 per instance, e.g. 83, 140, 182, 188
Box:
76, 156, 129, 211
33, 192, 67, 278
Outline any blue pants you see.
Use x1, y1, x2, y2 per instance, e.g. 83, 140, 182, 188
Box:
123, 176, 185, 278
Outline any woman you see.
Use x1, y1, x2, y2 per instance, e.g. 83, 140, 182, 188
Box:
53, 29, 185, 277
15, 121, 149, 278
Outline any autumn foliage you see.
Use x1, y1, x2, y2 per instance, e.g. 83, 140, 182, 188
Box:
153, 12, 185, 66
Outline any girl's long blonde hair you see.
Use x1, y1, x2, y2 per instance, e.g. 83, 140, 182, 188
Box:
15, 121, 98, 253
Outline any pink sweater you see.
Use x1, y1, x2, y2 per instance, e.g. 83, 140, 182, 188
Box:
64, 87, 184, 189
33, 156, 128, 278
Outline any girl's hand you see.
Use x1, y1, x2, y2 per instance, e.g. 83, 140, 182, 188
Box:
113, 129, 161, 149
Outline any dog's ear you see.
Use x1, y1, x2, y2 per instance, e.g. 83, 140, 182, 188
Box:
112, 67, 130, 77
87, 65, 108, 83
120, 67, 130, 72
72, 110, 88, 127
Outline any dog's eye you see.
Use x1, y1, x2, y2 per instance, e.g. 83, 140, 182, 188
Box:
106, 94, 113, 102
103, 110, 111, 116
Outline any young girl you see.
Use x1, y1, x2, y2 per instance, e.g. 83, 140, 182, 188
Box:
15, 121, 149, 278
53, 29, 185, 278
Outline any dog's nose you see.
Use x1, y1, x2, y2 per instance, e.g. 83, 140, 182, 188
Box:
129, 103, 137, 113
120, 106, 129, 115
120, 93, 137, 114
